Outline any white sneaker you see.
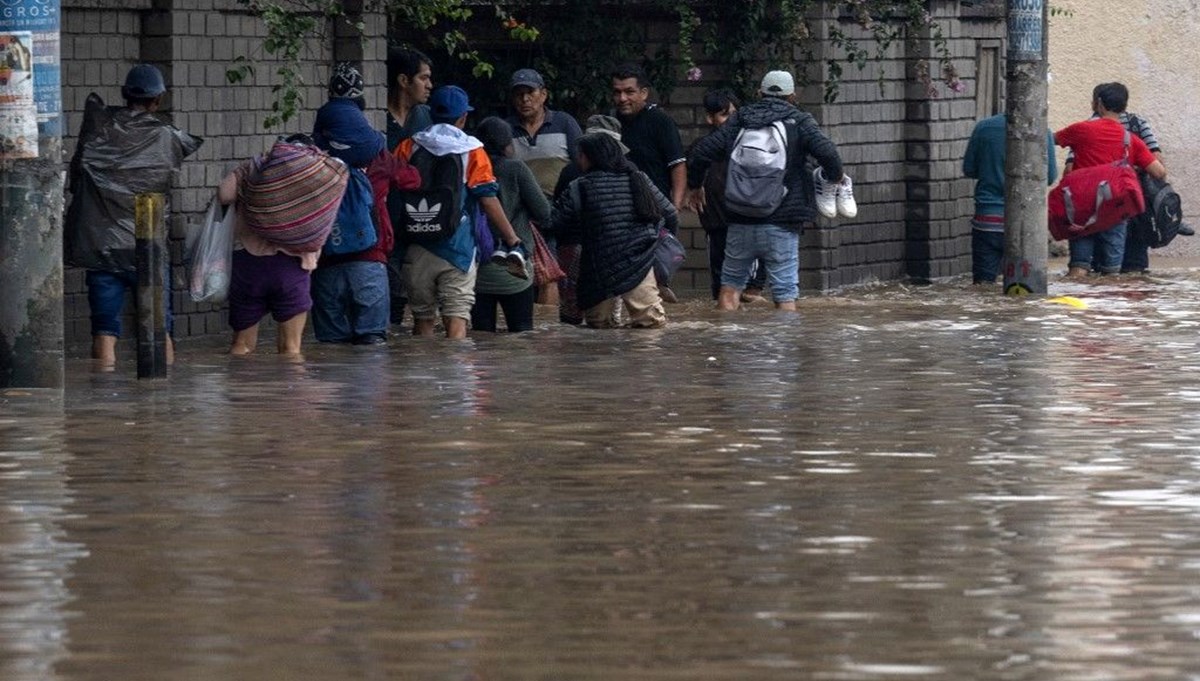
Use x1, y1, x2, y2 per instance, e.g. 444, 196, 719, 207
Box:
836, 173, 857, 218
813, 167, 837, 218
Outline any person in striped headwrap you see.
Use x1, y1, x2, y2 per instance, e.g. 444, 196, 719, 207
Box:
221, 134, 341, 356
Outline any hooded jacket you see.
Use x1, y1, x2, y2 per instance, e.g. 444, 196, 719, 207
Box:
312, 98, 385, 168
686, 97, 842, 230
552, 169, 677, 311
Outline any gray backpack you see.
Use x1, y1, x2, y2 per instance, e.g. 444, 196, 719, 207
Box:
725, 120, 791, 217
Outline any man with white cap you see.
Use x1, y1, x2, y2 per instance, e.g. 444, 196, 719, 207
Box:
686, 69, 849, 311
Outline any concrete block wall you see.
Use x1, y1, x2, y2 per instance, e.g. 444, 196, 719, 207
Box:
61, 0, 386, 350
794, 17, 911, 291
902, 1, 1005, 282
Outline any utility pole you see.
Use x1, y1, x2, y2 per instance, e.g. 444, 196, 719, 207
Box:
1002, 0, 1050, 296
0, 1, 64, 388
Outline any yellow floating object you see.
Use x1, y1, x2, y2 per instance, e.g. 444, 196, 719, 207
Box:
1046, 296, 1088, 309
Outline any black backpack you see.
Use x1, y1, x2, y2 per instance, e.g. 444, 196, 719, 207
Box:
399, 147, 465, 244
1131, 172, 1183, 248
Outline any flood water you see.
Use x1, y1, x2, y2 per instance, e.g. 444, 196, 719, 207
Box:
4, 275, 1200, 680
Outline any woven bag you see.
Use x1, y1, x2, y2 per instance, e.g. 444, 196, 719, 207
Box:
239, 142, 349, 252
531, 225, 565, 286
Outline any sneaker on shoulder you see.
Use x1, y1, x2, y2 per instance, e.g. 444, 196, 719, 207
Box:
813, 167, 838, 218
835, 173, 857, 218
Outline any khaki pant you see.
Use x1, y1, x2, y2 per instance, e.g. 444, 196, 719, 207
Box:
584, 269, 666, 329
403, 244, 477, 321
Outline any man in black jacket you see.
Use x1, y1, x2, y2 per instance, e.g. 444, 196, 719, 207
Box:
686, 70, 847, 311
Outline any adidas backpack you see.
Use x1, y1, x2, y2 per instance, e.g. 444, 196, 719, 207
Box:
725, 119, 792, 218
399, 146, 466, 244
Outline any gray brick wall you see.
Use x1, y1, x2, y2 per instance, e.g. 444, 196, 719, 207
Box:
62, 0, 386, 351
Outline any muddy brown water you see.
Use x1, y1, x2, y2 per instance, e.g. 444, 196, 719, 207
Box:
4, 275, 1200, 680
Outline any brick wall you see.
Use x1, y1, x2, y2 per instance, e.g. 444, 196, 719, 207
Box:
61, 0, 386, 351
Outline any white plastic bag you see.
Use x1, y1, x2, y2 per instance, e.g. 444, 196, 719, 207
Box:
187, 197, 235, 303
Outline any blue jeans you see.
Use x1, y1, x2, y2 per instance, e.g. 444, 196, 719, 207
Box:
972, 229, 1004, 284
723, 223, 800, 302
1120, 223, 1150, 273
311, 261, 390, 343
707, 228, 767, 300
86, 269, 174, 338
1069, 221, 1127, 274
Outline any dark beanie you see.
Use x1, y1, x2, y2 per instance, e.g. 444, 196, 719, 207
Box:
329, 62, 365, 100
475, 116, 514, 157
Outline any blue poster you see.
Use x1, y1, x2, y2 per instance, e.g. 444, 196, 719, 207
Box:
0, 0, 59, 137
1008, 0, 1044, 62
0, 0, 58, 31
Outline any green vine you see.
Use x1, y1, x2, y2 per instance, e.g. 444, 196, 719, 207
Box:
232, 0, 971, 129
227, 0, 533, 127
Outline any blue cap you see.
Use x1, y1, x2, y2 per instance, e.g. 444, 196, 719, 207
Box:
429, 85, 474, 123
122, 64, 167, 99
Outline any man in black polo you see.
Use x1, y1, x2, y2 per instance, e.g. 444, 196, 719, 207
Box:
506, 68, 582, 197
610, 63, 686, 210
611, 63, 686, 301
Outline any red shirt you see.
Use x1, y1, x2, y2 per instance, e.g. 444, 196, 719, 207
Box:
1055, 118, 1155, 171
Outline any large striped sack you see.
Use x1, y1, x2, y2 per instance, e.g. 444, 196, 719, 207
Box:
238, 141, 349, 252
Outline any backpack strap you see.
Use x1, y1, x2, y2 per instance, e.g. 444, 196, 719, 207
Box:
1122, 128, 1130, 163
780, 117, 800, 161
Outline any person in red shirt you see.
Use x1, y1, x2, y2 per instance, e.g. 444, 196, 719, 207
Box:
1055, 83, 1167, 277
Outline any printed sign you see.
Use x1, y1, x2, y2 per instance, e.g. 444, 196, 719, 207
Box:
1007, 0, 1044, 62
0, 0, 60, 139
0, 31, 37, 158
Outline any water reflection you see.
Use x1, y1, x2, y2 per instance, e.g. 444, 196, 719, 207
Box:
3, 275, 1200, 678
0, 396, 84, 681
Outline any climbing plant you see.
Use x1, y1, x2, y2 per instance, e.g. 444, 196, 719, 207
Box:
231, 0, 969, 128
226, 0, 537, 127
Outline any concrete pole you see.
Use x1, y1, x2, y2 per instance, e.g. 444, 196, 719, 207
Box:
134, 193, 167, 379
1002, 0, 1050, 295
0, 1, 64, 389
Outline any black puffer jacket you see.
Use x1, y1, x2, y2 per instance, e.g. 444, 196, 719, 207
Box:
687, 97, 843, 230
552, 170, 678, 311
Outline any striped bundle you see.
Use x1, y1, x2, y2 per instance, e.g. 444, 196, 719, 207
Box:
238, 142, 349, 252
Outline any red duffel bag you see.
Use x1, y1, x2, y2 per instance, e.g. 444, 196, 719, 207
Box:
1048, 131, 1145, 241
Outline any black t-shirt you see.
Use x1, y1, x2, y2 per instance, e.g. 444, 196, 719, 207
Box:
618, 104, 685, 199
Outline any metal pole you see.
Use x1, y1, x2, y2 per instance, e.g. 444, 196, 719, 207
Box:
1002, 0, 1050, 296
134, 192, 167, 379
0, 0, 64, 389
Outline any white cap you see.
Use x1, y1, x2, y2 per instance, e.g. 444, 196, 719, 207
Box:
760, 70, 795, 96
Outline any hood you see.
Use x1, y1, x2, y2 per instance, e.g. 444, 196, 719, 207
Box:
735, 97, 803, 129
412, 123, 483, 156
